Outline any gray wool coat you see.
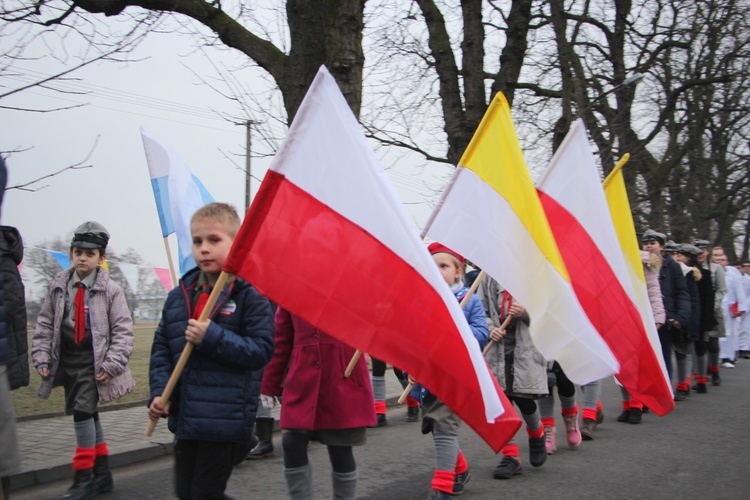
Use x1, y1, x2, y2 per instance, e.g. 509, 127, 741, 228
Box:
32, 267, 135, 403
477, 275, 548, 396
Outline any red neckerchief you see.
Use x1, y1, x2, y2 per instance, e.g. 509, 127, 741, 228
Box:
193, 283, 213, 319
499, 290, 514, 323
73, 281, 86, 345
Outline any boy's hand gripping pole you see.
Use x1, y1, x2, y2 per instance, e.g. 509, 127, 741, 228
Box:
145, 271, 230, 437
397, 270, 487, 404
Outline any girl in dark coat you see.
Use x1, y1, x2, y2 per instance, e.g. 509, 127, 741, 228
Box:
643, 230, 690, 382
672, 244, 703, 400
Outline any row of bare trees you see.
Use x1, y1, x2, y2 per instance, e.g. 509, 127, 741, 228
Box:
23, 241, 168, 323
2, 0, 749, 260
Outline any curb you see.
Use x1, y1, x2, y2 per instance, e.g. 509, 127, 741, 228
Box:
15, 399, 150, 423
9, 441, 174, 491
9, 393, 405, 491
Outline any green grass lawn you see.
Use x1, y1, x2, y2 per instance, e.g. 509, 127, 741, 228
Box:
12, 322, 157, 419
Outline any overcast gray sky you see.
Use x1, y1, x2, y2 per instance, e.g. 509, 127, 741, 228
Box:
2, 22, 451, 277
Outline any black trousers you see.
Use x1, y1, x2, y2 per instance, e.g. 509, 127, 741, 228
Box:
174, 439, 237, 499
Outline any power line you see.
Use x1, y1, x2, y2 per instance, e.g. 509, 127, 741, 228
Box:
15, 89, 243, 135
9, 68, 227, 121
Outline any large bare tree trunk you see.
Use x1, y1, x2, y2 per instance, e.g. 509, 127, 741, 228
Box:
283, 0, 364, 122
69, 0, 364, 122
418, 0, 532, 164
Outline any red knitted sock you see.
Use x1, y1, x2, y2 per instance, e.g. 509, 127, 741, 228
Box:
526, 425, 544, 439
561, 404, 578, 417
95, 442, 109, 457
582, 408, 598, 421
431, 470, 455, 493
374, 401, 386, 415
501, 443, 520, 460
73, 447, 96, 471
454, 450, 468, 474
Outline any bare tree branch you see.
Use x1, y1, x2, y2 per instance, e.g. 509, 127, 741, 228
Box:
5, 135, 100, 192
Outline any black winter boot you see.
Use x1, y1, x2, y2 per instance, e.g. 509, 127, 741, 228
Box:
528, 436, 547, 467
247, 418, 274, 459
2, 476, 10, 500
60, 469, 95, 500
93, 455, 114, 493
406, 405, 420, 422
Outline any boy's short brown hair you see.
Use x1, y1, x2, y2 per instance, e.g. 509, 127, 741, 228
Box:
191, 202, 241, 236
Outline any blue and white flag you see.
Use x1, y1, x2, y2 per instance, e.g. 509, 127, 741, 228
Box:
141, 128, 214, 274
46, 249, 70, 270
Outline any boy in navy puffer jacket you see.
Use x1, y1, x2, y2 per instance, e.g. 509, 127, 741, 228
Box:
148, 203, 274, 499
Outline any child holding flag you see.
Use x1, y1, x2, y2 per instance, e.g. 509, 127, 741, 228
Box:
32, 221, 135, 499
148, 202, 274, 499
370, 357, 417, 426
477, 274, 549, 478
410, 243, 488, 499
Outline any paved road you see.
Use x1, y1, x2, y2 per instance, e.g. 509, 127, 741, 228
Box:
14, 361, 750, 499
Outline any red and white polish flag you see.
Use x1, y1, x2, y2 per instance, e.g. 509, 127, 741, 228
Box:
223, 66, 520, 451
536, 120, 674, 416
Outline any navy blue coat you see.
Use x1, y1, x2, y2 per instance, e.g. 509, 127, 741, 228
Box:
149, 268, 275, 442
681, 268, 701, 341
0, 226, 28, 388
659, 255, 691, 327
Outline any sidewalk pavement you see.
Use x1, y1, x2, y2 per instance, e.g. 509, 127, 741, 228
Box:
9, 370, 407, 491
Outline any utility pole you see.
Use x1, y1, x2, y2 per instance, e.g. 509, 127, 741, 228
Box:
244, 120, 253, 212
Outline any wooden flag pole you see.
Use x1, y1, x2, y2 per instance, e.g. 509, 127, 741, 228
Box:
163, 236, 178, 289
481, 314, 513, 356
344, 350, 362, 378
146, 271, 230, 436
397, 270, 487, 404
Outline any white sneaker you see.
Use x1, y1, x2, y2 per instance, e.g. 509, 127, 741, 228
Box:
721, 361, 735, 368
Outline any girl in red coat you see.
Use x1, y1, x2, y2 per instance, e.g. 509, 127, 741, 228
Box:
260, 307, 376, 499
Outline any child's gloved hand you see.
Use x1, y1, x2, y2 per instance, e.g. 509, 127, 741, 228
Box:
260, 394, 277, 410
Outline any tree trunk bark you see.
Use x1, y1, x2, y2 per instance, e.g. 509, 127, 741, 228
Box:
283, 0, 365, 123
